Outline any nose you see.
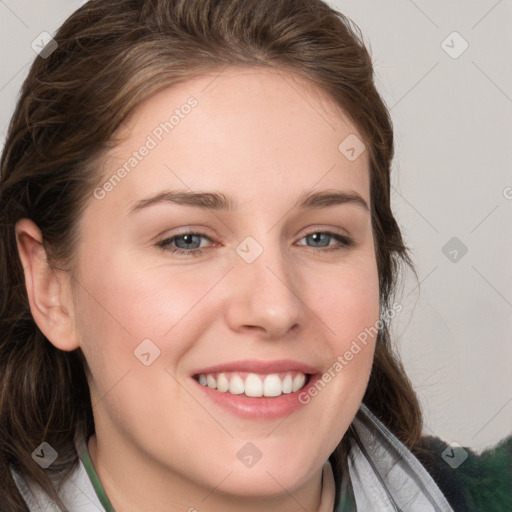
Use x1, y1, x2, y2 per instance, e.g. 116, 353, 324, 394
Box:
224, 242, 304, 340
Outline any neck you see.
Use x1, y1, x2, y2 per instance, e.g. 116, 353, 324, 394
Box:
87, 434, 331, 512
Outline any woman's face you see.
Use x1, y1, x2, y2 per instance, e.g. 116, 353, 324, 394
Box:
71, 67, 380, 505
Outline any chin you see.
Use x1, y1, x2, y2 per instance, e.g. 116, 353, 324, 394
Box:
211, 467, 309, 498
206, 444, 323, 498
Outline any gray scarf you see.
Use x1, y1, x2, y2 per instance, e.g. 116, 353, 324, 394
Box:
341, 404, 455, 511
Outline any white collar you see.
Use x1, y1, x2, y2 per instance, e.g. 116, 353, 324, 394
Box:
345, 403, 454, 511
11, 459, 103, 511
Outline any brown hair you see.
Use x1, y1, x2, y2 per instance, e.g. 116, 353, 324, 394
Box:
0, 0, 422, 509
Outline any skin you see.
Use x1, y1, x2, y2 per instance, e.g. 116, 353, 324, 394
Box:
16, 67, 380, 511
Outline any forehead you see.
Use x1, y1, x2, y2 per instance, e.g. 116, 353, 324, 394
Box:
96, 66, 370, 214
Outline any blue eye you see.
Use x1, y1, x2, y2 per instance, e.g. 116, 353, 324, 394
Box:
157, 230, 353, 257
157, 233, 211, 256
298, 232, 353, 250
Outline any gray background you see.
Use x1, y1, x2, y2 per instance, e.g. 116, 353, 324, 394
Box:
1, 0, 511, 453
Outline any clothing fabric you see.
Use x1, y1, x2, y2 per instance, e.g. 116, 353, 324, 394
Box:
343, 405, 454, 511
11, 403, 455, 511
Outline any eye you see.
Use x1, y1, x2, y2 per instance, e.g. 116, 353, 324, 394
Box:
157, 232, 213, 256
156, 230, 353, 257
297, 231, 353, 251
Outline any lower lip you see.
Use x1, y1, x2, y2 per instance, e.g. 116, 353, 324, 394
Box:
192, 374, 321, 420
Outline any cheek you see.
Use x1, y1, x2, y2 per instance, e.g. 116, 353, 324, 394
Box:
69, 258, 172, 391
71, 257, 205, 443
300, 252, 380, 414
74, 251, 216, 342
307, 253, 380, 348
72, 248, 228, 414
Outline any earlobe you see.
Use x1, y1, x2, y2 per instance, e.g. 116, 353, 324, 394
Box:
15, 218, 80, 351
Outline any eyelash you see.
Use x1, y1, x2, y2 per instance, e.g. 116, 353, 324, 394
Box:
156, 230, 354, 257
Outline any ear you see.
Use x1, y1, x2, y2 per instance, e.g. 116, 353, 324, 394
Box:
15, 218, 80, 351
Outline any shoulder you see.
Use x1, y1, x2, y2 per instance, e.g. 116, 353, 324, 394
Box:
10, 459, 104, 512
345, 404, 511, 512
415, 434, 512, 512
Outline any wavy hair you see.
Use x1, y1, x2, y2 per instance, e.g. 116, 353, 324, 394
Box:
0, 0, 422, 509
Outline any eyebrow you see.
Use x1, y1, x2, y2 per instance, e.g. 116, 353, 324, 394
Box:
129, 188, 369, 214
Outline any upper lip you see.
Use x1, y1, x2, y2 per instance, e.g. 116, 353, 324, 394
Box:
191, 359, 320, 376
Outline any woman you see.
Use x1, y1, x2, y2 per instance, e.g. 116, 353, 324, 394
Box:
0, 0, 462, 510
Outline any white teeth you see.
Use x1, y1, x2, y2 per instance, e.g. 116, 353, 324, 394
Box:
244, 373, 263, 397
292, 373, 306, 392
196, 371, 308, 397
282, 374, 293, 394
217, 373, 229, 392
263, 374, 282, 397
229, 375, 244, 395
206, 375, 217, 389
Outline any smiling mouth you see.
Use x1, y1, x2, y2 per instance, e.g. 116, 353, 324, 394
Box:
193, 371, 311, 398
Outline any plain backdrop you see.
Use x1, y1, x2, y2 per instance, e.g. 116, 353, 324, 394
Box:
1, 0, 511, 454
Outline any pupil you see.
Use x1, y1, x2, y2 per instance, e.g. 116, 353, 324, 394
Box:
176, 234, 200, 249
309, 233, 329, 247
